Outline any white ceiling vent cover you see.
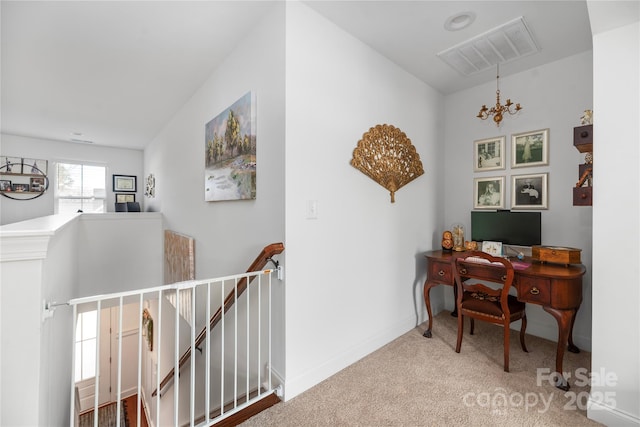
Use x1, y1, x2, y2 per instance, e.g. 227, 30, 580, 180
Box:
437, 17, 539, 76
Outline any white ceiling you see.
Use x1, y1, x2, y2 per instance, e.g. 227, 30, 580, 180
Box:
1, 1, 594, 150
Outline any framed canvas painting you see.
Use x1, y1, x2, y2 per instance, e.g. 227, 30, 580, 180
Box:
204, 91, 256, 201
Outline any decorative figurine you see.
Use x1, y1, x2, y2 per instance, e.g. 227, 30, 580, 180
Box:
442, 230, 453, 251
580, 109, 593, 125
465, 241, 478, 251
452, 224, 465, 252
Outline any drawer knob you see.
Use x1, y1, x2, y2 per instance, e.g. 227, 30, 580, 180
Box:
501, 275, 507, 281
438, 270, 445, 277
530, 287, 540, 295
459, 268, 467, 275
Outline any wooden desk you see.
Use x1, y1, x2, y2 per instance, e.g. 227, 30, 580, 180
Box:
422, 250, 585, 390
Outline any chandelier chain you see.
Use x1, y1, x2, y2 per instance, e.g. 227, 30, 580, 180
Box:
477, 63, 522, 126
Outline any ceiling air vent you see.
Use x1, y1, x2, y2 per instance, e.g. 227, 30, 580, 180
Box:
437, 16, 539, 76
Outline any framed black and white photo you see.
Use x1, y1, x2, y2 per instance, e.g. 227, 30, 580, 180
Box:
113, 175, 137, 192
0, 180, 12, 191
116, 193, 136, 203
511, 128, 549, 168
512, 173, 548, 209
474, 176, 505, 209
474, 136, 505, 172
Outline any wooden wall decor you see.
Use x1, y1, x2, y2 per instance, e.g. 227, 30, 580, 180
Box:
351, 124, 424, 202
164, 230, 195, 324
164, 230, 195, 284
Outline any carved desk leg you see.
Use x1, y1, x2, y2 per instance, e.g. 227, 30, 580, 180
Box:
567, 307, 581, 354
422, 280, 438, 338
543, 306, 577, 391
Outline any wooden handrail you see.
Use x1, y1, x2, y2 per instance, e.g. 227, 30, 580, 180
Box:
152, 242, 284, 397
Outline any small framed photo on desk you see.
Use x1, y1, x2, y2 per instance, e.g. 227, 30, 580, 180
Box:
481, 241, 503, 256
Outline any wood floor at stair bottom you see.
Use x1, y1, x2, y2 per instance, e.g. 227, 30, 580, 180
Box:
212, 392, 281, 427
124, 394, 149, 427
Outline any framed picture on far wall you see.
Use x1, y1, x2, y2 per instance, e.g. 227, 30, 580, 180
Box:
474, 176, 505, 209
30, 177, 46, 192
22, 158, 48, 175
474, 136, 505, 172
511, 128, 549, 168
0, 156, 22, 174
512, 173, 548, 209
113, 174, 137, 192
116, 193, 135, 203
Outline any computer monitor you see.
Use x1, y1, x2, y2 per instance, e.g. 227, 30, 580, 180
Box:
471, 211, 541, 246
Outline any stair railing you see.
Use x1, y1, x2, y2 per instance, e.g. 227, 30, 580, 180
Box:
68, 242, 284, 427
152, 242, 284, 398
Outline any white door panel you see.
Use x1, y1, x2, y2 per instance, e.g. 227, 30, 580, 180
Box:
110, 304, 141, 401
76, 303, 141, 409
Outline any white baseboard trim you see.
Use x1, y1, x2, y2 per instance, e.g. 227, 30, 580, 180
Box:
588, 397, 640, 426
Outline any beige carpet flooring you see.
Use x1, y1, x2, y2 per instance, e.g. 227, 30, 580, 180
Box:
241, 311, 602, 426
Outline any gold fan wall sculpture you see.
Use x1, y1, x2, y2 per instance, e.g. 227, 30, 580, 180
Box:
351, 124, 424, 203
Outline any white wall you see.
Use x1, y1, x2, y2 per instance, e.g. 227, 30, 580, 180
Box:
76, 213, 164, 297
39, 216, 79, 426
0, 134, 144, 225
589, 19, 639, 426
0, 214, 80, 426
142, 3, 286, 417
283, 3, 442, 399
443, 51, 594, 350
143, 3, 285, 279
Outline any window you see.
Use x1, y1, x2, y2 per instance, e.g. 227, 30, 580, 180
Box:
75, 310, 97, 382
56, 163, 106, 214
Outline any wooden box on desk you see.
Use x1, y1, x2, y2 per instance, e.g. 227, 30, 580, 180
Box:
532, 246, 582, 265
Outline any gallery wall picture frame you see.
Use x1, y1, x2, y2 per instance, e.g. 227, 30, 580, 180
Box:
511, 128, 549, 168
0, 180, 12, 191
116, 193, 136, 203
113, 175, 137, 192
511, 173, 548, 209
474, 176, 505, 209
474, 136, 506, 172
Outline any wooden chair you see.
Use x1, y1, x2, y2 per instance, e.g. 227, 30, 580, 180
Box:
452, 251, 528, 372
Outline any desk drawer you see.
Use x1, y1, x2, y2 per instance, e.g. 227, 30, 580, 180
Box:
517, 276, 551, 305
428, 260, 453, 285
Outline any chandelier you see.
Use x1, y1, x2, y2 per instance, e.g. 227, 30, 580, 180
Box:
477, 64, 522, 126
